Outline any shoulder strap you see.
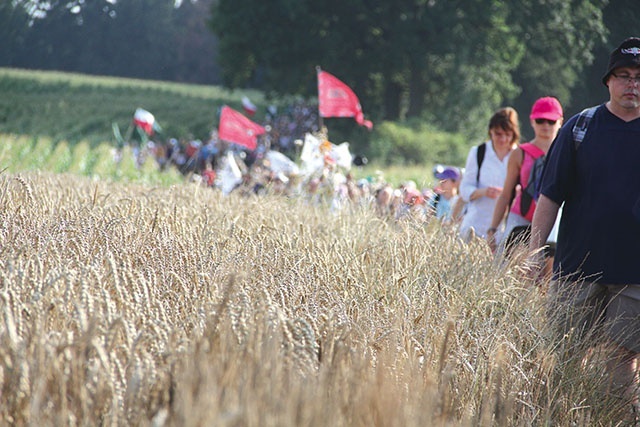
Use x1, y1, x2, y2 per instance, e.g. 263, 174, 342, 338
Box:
520, 142, 544, 158
476, 142, 486, 183
572, 106, 598, 150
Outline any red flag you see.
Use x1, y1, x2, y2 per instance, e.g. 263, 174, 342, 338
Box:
218, 106, 266, 151
318, 70, 373, 130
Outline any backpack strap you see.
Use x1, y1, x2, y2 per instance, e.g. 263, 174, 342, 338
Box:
572, 106, 598, 150
514, 143, 545, 220
520, 142, 544, 159
476, 142, 486, 183
433, 193, 441, 209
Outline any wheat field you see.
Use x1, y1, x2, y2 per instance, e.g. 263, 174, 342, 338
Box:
0, 171, 629, 426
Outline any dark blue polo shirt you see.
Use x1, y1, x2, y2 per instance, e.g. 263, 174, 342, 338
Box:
540, 104, 640, 284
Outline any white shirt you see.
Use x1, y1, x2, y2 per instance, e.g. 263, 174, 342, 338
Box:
459, 141, 512, 240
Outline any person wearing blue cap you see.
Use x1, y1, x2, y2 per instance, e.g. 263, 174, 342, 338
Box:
429, 166, 462, 223
530, 37, 640, 417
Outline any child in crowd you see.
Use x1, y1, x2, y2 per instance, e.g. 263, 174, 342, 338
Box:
429, 166, 462, 223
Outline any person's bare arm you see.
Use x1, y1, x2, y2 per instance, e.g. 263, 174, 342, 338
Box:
530, 195, 559, 250
451, 196, 466, 223
487, 148, 522, 249
528, 195, 560, 281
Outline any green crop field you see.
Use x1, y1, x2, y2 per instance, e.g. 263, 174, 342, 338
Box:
0, 131, 440, 189
0, 133, 184, 186
0, 68, 263, 185
0, 67, 265, 144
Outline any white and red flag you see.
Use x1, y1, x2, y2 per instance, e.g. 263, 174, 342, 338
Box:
133, 108, 156, 135
317, 70, 373, 130
242, 96, 257, 116
218, 105, 266, 151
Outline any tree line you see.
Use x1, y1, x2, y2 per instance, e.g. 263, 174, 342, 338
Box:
1, 0, 639, 143
210, 0, 638, 138
0, 0, 219, 85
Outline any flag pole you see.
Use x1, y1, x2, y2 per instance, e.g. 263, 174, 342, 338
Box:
316, 65, 324, 133
124, 120, 134, 145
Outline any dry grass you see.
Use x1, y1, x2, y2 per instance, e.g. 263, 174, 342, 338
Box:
0, 171, 631, 426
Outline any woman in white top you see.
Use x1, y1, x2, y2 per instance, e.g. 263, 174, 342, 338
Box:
459, 107, 520, 242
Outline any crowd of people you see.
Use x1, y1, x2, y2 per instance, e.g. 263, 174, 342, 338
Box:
236, 37, 640, 421
127, 99, 466, 224
127, 99, 320, 175
126, 96, 566, 270
142, 130, 465, 225
124, 96, 566, 260
123, 37, 640, 422
457, 36, 640, 422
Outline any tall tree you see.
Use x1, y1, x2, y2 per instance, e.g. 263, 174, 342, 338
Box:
508, 0, 608, 133
574, 0, 639, 114
2, 0, 221, 84
173, 0, 220, 84
0, 3, 29, 66
210, 0, 606, 137
410, 0, 523, 135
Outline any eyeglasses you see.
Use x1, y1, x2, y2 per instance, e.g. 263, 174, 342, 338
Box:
611, 73, 640, 85
534, 118, 557, 125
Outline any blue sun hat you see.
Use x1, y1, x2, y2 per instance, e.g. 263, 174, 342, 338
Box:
434, 166, 460, 181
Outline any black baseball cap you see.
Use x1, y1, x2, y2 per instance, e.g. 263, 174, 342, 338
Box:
602, 37, 640, 86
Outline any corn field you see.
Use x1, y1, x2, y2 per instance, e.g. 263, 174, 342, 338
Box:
0, 170, 632, 426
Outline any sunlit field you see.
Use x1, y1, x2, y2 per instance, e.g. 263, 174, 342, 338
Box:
0, 169, 631, 426
0, 132, 445, 190
0, 133, 184, 186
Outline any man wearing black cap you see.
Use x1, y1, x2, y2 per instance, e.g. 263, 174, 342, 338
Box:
530, 37, 640, 415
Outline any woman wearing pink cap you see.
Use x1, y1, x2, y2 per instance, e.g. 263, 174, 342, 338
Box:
486, 97, 563, 258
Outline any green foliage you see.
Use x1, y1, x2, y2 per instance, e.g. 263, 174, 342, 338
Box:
573, 0, 638, 122
210, 0, 609, 140
2, 0, 634, 145
47, 140, 72, 173
356, 163, 434, 189
371, 120, 468, 168
2, 0, 219, 85
0, 2, 29, 65
508, 0, 608, 138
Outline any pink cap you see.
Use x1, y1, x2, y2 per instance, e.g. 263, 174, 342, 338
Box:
403, 188, 424, 205
530, 97, 563, 121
